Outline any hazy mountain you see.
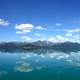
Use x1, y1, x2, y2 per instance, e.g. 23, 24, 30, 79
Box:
32, 40, 54, 46
0, 41, 80, 53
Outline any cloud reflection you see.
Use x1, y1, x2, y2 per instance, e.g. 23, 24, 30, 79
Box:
15, 61, 33, 72
0, 71, 8, 76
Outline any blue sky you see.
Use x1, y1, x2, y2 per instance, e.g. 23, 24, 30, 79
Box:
0, 0, 80, 42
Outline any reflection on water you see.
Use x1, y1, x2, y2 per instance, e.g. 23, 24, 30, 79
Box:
0, 47, 80, 54
0, 50, 80, 80
15, 62, 33, 72
0, 71, 8, 77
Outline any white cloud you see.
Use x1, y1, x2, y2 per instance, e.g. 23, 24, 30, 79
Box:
21, 36, 32, 41
36, 26, 44, 30
56, 35, 75, 42
15, 23, 34, 41
35, 33, 40, 36
74, 29, 80, 32
22, 30, 31, 33
72, 34, 80, 43
48, 37, 58, 43
68, 28, 80, 33
48, 36, 65, 43
15, 24, 34, 30
38, 37, 46, 41
48, 35, 73, 43
16, 31, 23, 34
56, 35, 64, 41
0, 18, 10, 26
15, 24, 34, 34
65, 33, 72, 37
56, 23, 61, 26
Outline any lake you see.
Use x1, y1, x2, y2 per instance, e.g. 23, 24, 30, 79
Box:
0, 51, 80, 80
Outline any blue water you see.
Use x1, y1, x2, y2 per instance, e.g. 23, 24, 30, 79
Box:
0, 51, 80, 80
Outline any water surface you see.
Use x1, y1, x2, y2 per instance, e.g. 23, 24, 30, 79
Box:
0, 51, 80, 80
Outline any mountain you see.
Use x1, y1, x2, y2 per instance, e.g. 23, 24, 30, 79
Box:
32, 40, 54, 46
0, 41, 80, 53
51, 42, 80, 53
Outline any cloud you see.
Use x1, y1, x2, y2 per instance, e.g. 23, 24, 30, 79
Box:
21, 36, 32, 41
48, 36, 65, 43
68, 28, 80, 33
16, 31, 23, 34
37, 37, 46, 41
65, 33, 72, 37
15, 24, 34, 34
56, 35, 64, 40
48, 37, 58, 43
36, 26, 45, 30
0, 18, 10, 26
72, 34, 80, 43
15, 23, 34, 41
48, 35, 72, 43
14, 23, 80, 43
56, 35, 75, 42
56, 23, 61, 26
35, 33, 40, 36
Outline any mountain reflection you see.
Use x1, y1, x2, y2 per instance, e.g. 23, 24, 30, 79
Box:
0, 48, 80, 54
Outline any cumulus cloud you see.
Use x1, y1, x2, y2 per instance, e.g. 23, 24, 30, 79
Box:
48, 37, 58, 43
56, 35, 74, 42
64, 28, 80, 43
38, 37, 46, 41
48, 35, 72, 43
15, 24, 34, 34
0, 18, 10, 26
36, 26, 45, 30
56, 35, 64, 40
14, 23, 80, 43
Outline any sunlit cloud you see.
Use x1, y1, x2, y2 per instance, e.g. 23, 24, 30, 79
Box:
0, 18, 10, 26
14, 23, 80, 43
48, 37, 58, 43
56, 35, 64, 40
36, 26, 45, 30
48, 35, 74, 43
15, 23, 34, 34
35, 33, 40, 36
55, 35, 70, 42
16, 31, 23, 34
56, 23, 61, 26
65, 33, 72, 37
68, 28, 80, 33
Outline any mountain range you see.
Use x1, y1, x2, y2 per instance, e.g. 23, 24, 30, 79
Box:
0, 41, 80, 53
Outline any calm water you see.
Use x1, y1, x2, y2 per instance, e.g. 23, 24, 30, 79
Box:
0, 51, 80, 80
